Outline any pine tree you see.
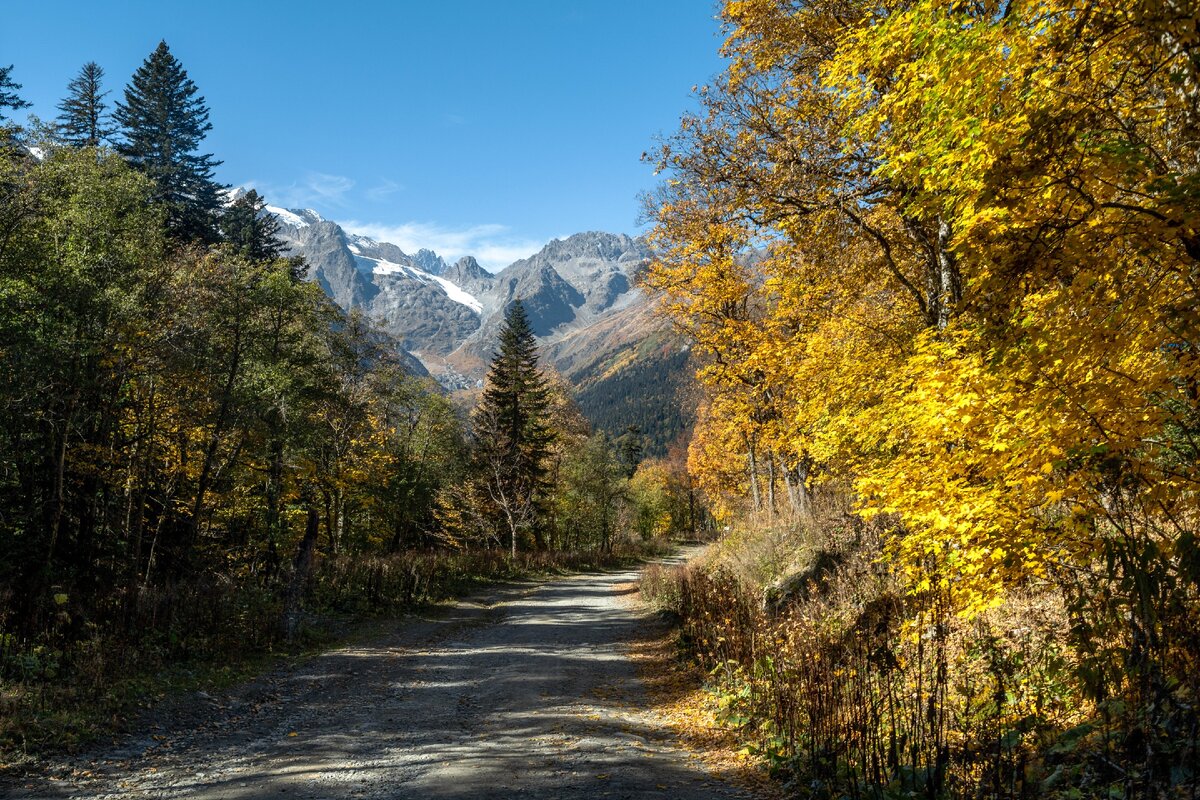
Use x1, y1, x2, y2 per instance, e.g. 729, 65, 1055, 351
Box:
56, 62, 116, 147
114, 41, 224, 242
474, 300, 555, 556
0, 64, 31, 125
221, 189, 285, 261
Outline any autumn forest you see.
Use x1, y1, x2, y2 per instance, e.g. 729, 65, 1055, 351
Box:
637, 1, 1200, 798
3, 1, 1200, 799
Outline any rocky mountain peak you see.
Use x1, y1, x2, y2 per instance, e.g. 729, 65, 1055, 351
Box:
264, 205, 655, 388
448, 256, 490, 281
502, 231, 644, 274
411, 249, 449, 276
267, 205, 326, 229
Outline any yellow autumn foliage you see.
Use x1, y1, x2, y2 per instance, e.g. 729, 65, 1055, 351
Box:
646, 0, 1200, 617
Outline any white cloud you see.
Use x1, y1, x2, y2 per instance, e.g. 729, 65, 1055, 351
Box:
365, 179, 403, 202
256, 172, 356, 209
341, 220, 548, 272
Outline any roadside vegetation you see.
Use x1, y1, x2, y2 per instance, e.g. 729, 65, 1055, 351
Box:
640, 1, 1200, 798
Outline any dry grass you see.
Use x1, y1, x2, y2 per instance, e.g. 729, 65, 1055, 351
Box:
616, 580, 784, 799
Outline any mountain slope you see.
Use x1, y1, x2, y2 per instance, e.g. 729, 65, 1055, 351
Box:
272, 209, 485, 358
273, 210, 653, 376
550, 300, 697, 456
446, 232, 654, 377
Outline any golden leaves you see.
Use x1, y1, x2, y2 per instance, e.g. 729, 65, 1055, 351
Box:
648, 0, 1200, 618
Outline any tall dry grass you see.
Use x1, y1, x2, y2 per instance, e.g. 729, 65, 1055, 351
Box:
639, 491, 1195, 799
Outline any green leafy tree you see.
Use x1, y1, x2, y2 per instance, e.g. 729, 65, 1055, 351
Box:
114, 41, 224, 242
626, 458, 691, 541
56, 62, 115, 148
474, 300, 555, 556
376, 373, 467, 552
0, 145, 166, 608
557, 433, 626, 552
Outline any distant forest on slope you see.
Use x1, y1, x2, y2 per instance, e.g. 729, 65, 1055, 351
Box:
572, 336, 695, 457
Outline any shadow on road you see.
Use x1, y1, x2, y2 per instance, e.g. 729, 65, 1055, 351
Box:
3, 555, 760, 800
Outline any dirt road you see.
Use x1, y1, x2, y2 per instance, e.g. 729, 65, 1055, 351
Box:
4, 557, 761, 799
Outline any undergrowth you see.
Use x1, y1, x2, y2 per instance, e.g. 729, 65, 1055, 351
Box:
640, 503, 1198, 799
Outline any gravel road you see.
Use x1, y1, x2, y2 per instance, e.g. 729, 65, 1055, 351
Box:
3, 557, 760, 799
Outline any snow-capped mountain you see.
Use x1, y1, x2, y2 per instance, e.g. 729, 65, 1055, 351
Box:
268, 206, 660, 388
269, 209, 485, 358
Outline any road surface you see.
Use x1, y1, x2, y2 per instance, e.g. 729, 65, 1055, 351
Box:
4, 556, 761, 799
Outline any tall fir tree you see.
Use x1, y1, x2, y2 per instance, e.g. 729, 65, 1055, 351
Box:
0, 64, 31, 125
474, 300, 556, 556
114, 41, 224, 242
221, 189, 285, 261
56, 62, 116, 148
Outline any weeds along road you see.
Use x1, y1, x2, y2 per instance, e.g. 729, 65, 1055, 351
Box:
5, 553, 760, 800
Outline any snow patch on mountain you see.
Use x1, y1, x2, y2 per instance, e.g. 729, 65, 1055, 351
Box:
353, 255, 483, 314
428, 273, 484, 313
267, 206, 324, 228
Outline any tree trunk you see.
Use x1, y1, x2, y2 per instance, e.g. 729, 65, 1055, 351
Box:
337, 497, 348, 553
936, 216, 960, 331
744, 434, 762, 513
688, 485, 697, 538
265, 431, 284, 554
766, 452, 777, 517
45, 416, 71, 571
323, 488, 335, 554
283, 504, 319, 642
781, 460, 813, 519
188, 320, 244, 559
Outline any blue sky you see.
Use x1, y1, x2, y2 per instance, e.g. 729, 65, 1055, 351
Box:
4, 1, 726, 268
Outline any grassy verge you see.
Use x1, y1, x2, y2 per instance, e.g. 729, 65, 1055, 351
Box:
618, 569, 782, 799
637, 519, 1199, 800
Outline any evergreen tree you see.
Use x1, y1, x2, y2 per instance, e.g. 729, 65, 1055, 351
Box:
615, 424, 644, 479
474, 300, 555, 556
114, 41, 224, 242
221, 189, 285, 261
0, 64, 31, 125
56, 62, 115, 147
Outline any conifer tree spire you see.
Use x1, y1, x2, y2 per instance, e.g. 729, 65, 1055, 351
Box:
221, 189, 285, 261
114, 41, 225, 242
56, 62, 116, 148
0, 64, 31, 125
475, 299, 555, 556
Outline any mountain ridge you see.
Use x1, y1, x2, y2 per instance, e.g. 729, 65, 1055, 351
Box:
269, 206, 656, 376
266, 204, 692, 452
